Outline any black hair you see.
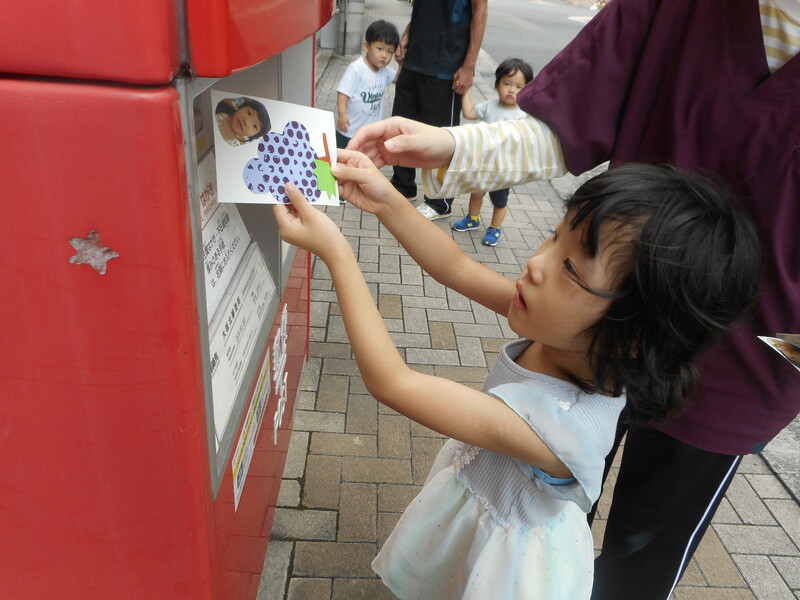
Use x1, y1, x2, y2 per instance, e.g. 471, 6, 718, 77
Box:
564, 163, 762, 427
237, 98, 271, 140
494, 58, 534, 88
365, 19, 400, 49
215, 97, 271, 141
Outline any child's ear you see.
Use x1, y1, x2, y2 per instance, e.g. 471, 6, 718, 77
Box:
363, 41, 370, 54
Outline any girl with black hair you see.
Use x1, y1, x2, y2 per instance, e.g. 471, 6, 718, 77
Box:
215, 97, 271, 146
272, 156, 761, 600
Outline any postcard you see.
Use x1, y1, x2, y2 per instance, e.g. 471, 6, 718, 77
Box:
211, 91, 338, 205
759, 334, 800, 373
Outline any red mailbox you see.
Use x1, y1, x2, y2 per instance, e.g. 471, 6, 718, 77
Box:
0, 1, 331, 598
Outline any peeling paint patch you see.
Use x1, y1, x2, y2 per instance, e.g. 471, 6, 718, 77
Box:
68, 229, 119, 275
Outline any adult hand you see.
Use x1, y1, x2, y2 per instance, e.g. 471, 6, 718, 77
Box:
346, 117, 456, 170
272, 183, 350, 262
452, 65, 475, 96
395, 29, 409, 64
333, 149, 405, 216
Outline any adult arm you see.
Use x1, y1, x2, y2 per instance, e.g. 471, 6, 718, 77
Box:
395, 23, 410, 65
452, 0, 488, 95
422, 117, 567, 198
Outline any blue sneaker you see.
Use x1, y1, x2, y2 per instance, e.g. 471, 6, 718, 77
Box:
452, 215, 481, 232
482, 226, 502, 246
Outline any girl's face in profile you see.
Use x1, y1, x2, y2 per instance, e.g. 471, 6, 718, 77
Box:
231, 105, 264, 140
509, 216, 625, 356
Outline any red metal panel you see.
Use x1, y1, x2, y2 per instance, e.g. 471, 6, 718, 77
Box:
0, 1, 178, 84
187, 0, 335, 76
213, 250, 310, 600
0, 79, 214, 599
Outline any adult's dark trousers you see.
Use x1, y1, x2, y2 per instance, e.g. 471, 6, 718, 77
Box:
590, 425, 742, 600
391, 67, 462, 214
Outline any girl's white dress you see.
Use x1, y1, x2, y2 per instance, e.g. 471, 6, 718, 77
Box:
372, 339, 626, 600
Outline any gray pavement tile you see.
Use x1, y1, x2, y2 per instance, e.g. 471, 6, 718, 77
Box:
672, 587, 756, 599
271, 507, 337, 541
388, 331, 431, 348
310, 432, 377, 457
278, 479, 301, 507
406, 347, 461, 366
746, 474, 793, 500
258, 540, 292, 600
732, 554, 796, 600
378, 511, 403, 549
342, 456, 413, 484
332, 578, 397, 600
452, 322, 505, 338
426, 308, 476, 323
321, 357, 361, 377
303, 455, 342, 509
726, 474, 777, 525
338, 482, 378, 542
345, 394, 379, 435
378, 413, 411, 459
294, 409, 346, 433
764, 499, 800, 549
299, 357, 322, 391
309, 299, 329, 328
293, 541, 376, 578
325, 314, 349, 343
400, 306, 429, 334
411, 436, 446, 485
423, 276, 448, 298
402, 295, 449, 310
309, 341, 352, 359
711, 497, 743, 524
315, 374, 350, 412
771, 556, 800, 589
295, 390, 317, 412
286, 578, 332, 600
378, 282, 424, 297
400, 263, 424, 286
457, 334, 488, 367
282, 431, 309, 479
378, 483, 422, 513
362, 271, 402, 285
714, 524, 799, 556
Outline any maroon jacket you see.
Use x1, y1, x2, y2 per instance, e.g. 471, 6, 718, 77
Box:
518, 0, 800, 454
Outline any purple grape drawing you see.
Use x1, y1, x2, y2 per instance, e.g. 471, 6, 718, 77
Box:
243, 121, 322, 203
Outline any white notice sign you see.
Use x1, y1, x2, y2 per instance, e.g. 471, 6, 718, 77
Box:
197, 153, 250, 320
208, 247, 274, 446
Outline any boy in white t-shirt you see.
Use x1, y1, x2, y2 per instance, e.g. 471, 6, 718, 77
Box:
452, 58, 534, 246
336, 20, 400, 151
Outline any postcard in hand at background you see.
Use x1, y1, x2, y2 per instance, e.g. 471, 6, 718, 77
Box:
211, 91, 338, 205
759, 334, 800, 373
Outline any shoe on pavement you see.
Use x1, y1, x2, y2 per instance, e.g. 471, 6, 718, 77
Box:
482, 226, 502, 246
452, 215, 481, 232
416, 203, 451, 221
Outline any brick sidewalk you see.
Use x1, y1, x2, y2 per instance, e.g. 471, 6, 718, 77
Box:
257, 2, 800, 598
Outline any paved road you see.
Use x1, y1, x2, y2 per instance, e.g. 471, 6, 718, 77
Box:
482, 0, 593, 72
